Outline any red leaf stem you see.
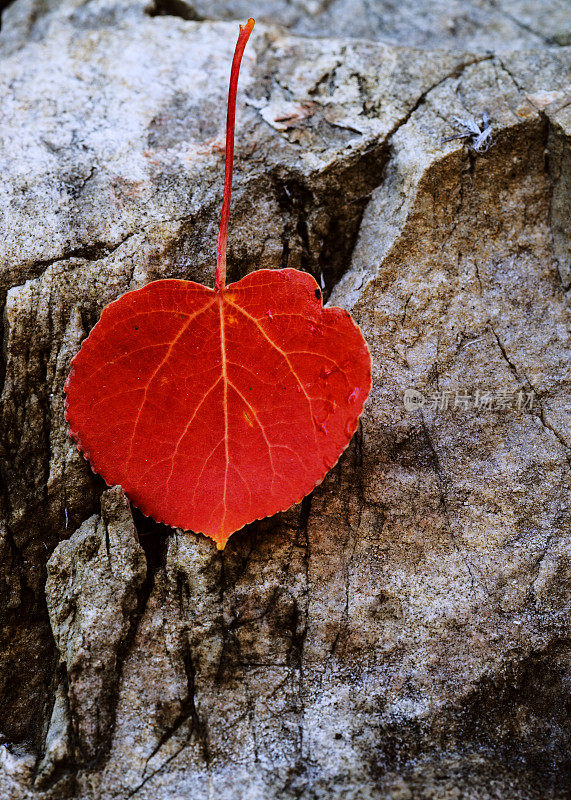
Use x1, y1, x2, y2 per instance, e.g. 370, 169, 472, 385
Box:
215, 17, 255, 292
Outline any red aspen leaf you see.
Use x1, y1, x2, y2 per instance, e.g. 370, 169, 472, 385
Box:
64, 19, 372, 549
65, 270, 371, 548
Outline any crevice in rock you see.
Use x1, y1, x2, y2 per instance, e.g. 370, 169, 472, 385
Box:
274, 177, 314, 278
419, 413, 482, 596
0, 211, 199, 312
495, 56, 527, 94
0, 590, 59, 748
0, 464, 61, 748
179, 632, 210, 764
289, 493, 312, 762
386, 54, 495, 142
488, 324, 526, 385
536, 410, 571, 456
33, 669, 76, 793
145, 0, 206, 22
543, 115, 571, 296
140, 702, 192, 779
111, 510, 171, 718
132, 509, 171, 593
289, 493, 311, 671
128, 737, 191, 798
489, 324, 570, 459
269, 141, 390, 301
0, 0, 15, 32
18, 234, 142, 277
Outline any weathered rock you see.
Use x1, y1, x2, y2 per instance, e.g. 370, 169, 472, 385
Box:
0, 1, 569, 799
34, 681, 72, 788
45, 487, 146, 764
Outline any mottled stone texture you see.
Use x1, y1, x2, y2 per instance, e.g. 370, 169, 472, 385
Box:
0, 1, 569, 798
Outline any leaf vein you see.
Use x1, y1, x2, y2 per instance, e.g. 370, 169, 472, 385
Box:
125, 299, 216, 470
225, 299, 318, 444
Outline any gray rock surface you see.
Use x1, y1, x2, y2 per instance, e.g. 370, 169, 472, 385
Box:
45, 486, 146, 768
0, 1, 569, 799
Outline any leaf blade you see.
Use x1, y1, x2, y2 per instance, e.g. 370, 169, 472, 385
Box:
65, 270, 371, 548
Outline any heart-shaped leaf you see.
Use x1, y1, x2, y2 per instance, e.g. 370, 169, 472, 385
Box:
65, 269, 370, 548
65, 19, 371, 548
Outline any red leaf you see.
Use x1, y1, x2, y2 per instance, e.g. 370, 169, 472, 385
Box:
65, 269, 371, 548
64, 19, 372, 548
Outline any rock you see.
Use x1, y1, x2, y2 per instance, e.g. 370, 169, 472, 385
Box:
148, 0, 571, 51
34, 681, 73, 788
0, 1, 569, 799
45, 486, 146, 763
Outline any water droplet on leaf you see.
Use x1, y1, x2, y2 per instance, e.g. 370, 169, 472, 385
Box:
319, 365, 336, 380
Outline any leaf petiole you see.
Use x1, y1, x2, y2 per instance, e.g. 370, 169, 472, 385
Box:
215, 18, 255, 292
